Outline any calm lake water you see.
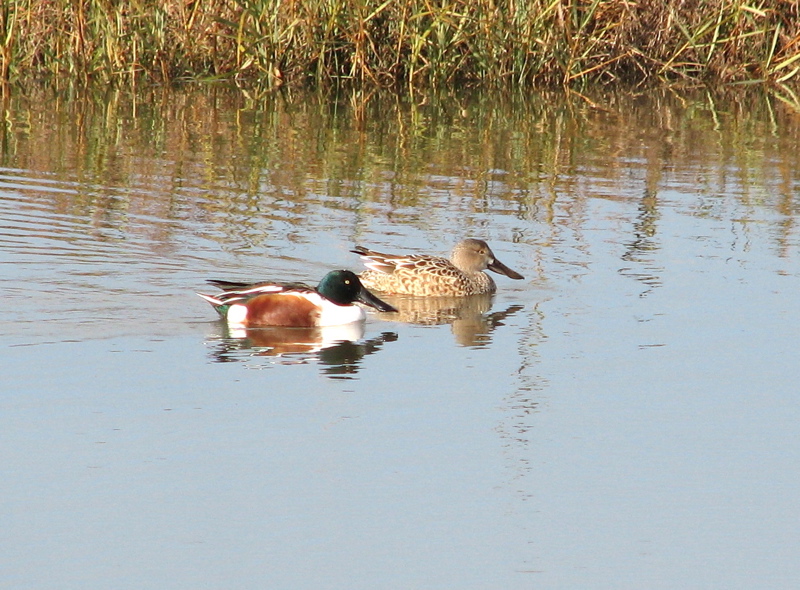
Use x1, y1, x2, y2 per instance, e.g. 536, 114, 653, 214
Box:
2, 85, 799, 589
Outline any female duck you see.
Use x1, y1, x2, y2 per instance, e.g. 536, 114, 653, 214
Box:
198, 270, 396, 327
352, 238, 524, 297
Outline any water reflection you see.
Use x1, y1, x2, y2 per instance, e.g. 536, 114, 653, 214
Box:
620, 188, 663, 296
2, 85, 798, 266
205, 321, 398, 377
371, 293, 524, 347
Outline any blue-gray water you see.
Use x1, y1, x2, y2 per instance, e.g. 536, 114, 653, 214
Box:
1, 86, 799, 589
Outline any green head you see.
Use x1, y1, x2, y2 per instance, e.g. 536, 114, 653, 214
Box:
317, 270, 397, 312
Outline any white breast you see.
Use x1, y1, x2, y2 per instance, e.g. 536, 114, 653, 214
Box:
316, 299, 367, 326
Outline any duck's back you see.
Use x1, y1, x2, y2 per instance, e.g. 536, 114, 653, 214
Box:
360, 255, 496, 296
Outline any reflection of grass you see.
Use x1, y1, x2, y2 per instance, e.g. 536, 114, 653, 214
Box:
1, 0, 798, 87
2, 85, 798, 257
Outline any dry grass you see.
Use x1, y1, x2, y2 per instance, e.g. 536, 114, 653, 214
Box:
1, 0, 799, 88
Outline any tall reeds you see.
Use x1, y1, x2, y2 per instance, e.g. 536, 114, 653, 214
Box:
1, 0, 798, 88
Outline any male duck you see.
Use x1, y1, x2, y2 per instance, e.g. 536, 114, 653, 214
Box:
352, 238, 524, 297
198, 270, 397, 327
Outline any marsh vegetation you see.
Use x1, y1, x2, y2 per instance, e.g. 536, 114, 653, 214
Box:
2, 0, 799, 89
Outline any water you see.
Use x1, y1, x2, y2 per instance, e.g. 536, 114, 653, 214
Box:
1, 86, 799, 589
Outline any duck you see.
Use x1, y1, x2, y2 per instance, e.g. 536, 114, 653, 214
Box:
351, 238, 524, 296
197, 269, 397, 327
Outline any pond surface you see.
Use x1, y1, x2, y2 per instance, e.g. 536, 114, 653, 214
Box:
2, 85, 799, 589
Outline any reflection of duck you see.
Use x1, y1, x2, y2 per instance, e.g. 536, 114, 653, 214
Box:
207, 322, 398, 377
368, 292, 523, 348
223, 323, 366, 355
197, 270, 396, 327
317, 331, 399, 377
376, 293, 494, 325
352, 239, 524, 296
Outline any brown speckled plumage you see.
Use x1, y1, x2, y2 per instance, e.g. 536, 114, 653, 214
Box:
351, 238, 524, 297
